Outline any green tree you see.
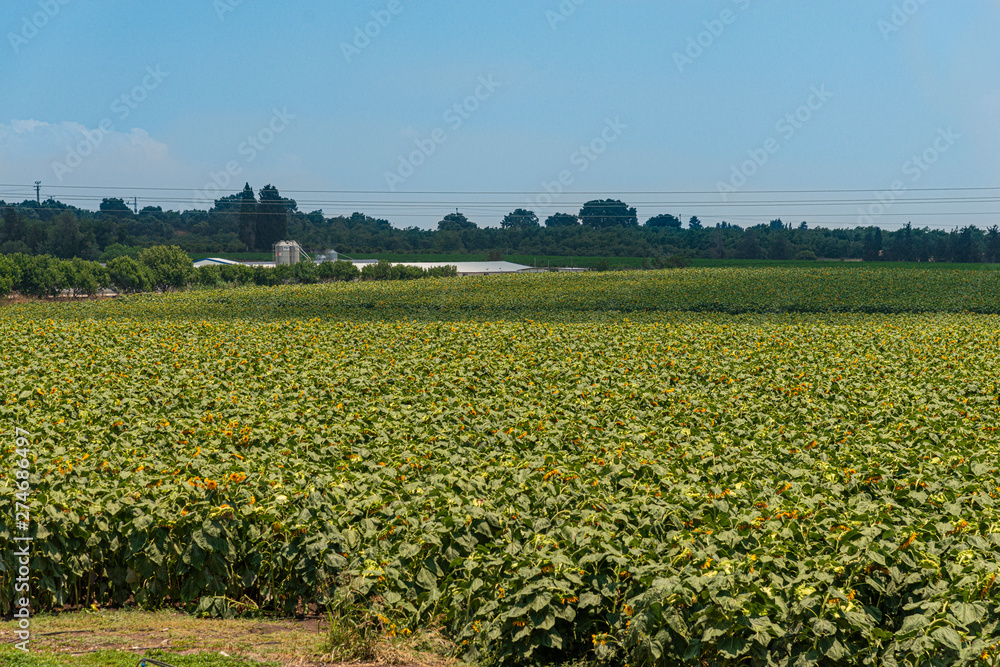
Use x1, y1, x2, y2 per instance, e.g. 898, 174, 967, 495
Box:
99, 243, 142, 262
11, 254, 64, 298
500, 209, 539, 230
256, 184, 289, 251
987, 225, 1000, 264
737, 230, 762, 259
426, 265, 457, 278
0, 254, 19, 296
950, 225, 982, 263
319, 260, 361, 282
99, 197, 133, 222
769, 233, 791, 260
361, 259, 394, 280
63, 257, 107, 297
688, 216, 703, 230
389, 263, 425, 280
237, 183, 257, 251
1, 206, 26, 245
887, 222, 916, 262
437, 212, 477, 231
579, 200, 638, 228
863, 228, 883, 261
544, 213, 579, 227
107, 256, 153, 294
138, 245, 193, 291
46, 211, 93, 259
292, 258, 319, 284
645, 214, 682, 229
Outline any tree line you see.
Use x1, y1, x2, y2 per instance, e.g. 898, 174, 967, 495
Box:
0, 246, 458, 299
2, 190, 999, 263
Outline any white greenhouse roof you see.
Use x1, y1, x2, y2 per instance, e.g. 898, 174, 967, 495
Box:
193, 257, 241, 268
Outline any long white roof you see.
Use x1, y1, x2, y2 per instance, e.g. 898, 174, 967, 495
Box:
193, 257, 241, 268
374, 261, 532, 273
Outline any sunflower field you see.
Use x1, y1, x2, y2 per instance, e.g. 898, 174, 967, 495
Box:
2, 269, 1000, 666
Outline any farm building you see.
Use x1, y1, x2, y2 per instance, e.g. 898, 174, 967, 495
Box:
193, 247, 586, 276
340, 261, 587, 276
192, 257, 241, 269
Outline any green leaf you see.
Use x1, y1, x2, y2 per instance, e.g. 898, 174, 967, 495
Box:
416, 567, 437, 591
718, 635, 748, 658
932, 626, 963, 651
898, 614, 929, 635
950, 602, 982, 625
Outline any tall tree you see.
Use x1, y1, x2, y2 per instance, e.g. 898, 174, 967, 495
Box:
1, 206, 26, 245
737, 229, 762, 259
768, 232, 791, 260
99, 197, 133, 220
688, 216, 703, 230
237, 183, 257, 251
862, 228, 883, 261
256, 184, 289, 251
710, 228, 727, 259
437, 212, 477, 231
987, 225, 1000, 264
544, 213, 579, 227
645, 214, 682, 228
47, 211, 92, 259
500, 209, 539, 230
579, 200, 638, 228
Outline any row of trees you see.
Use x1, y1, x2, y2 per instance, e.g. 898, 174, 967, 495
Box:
0, 247, 458, 299
3, 192, 999, 263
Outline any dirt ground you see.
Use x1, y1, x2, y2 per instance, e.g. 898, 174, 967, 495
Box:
0, 608, 458, 666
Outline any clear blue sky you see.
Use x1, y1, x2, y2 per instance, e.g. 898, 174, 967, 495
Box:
2, 0, 998, 229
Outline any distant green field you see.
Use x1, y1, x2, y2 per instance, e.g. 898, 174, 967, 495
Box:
690, 258, 1000, 270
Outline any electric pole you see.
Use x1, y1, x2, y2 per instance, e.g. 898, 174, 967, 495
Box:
133, 197, 138, 214
34, 181, 41, 204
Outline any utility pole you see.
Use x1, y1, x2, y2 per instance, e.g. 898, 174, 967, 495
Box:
34, 181, 41, 204
133, 197, 138, 214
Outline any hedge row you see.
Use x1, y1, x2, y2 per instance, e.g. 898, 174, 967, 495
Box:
0, 248, 458, 299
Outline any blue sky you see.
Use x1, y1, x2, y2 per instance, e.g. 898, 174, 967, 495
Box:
2, 0, 998, 229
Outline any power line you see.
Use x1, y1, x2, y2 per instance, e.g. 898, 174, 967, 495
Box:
4, 183, 1000, 195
